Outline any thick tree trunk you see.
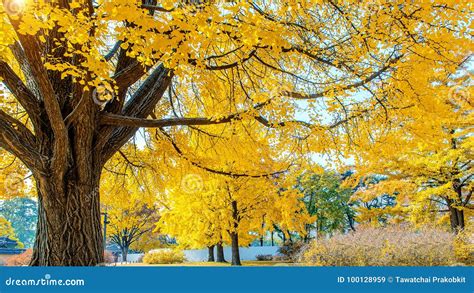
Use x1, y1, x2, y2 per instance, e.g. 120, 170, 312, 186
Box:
447, 160, 466, 233
230, 200, 241, 266
122, 247, 129, 262
304, 224, 310, 243
122, 249, 128, 262
30, 170, 104, 266
448, 204, 465, 232
230, 232, 241, 266
1, 18, 172, 267
207, 245, 215, 262
347, 213, 356, 232
120, 235, 130, 262
446, 197, 465, 232
216, 243, 226, 262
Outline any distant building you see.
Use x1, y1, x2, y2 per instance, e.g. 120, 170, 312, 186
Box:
0, 236, 19, 249
0, 237, 26, 265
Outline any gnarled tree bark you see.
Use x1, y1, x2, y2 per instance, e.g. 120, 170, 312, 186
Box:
31, 175, 103, 265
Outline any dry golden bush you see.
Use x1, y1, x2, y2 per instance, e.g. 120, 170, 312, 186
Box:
301, 225, 468, 266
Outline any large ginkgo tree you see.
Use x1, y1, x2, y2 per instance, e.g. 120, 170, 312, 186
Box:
0, 0, 470, 265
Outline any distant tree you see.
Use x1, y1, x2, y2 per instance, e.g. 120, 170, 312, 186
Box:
107, 204, 158, 262
101, 163, 161, 262
344, 61, 473, 232
354, 193, 400, 226
0, 216, 23, 248
296, 172, 355, 239
0, 197, 37, 247
158, 173, 312, 266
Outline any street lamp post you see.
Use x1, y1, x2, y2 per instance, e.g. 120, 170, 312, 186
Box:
101, 209, 109, 251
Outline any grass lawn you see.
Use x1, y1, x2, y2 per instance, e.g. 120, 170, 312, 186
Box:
115, 260, 298, 267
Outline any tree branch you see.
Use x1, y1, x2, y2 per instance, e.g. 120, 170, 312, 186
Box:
100, 99, 271, 128
141, 4, 174, 12
0, 60, 41, 129
99, 65, 173, 162
101, 112, 239, 128
0, 110, 42, 171
158, 129, 290, 178
283, 54, 403, 99
112, 60, 148, 90
104, 41, 123, 62
9, 19, 69, 177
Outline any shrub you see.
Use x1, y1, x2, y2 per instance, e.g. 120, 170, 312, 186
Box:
454, 226, 474, 265
5, 249, 33, 266
143, 249, 185, 264
255, 254, 273, 261
301, 225, 458, 266
277, 241, 306, 262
